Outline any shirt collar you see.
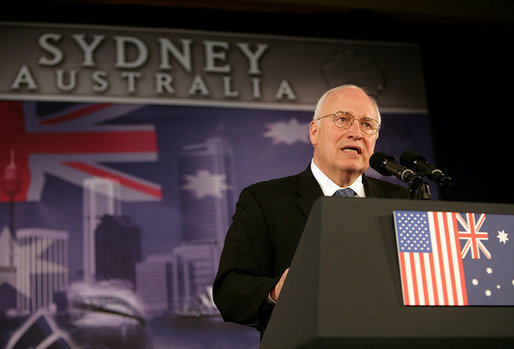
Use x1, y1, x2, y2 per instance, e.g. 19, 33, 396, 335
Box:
310, 160, 365, 197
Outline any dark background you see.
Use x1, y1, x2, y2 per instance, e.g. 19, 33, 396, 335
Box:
4, 0, 513, 204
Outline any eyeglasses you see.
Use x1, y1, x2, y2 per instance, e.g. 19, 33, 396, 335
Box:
318, 111, 381, 135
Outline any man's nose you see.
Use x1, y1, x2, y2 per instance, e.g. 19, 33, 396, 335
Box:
346, 119, 362, 138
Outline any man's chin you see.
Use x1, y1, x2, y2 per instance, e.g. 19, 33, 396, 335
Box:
337, 160, 366, 173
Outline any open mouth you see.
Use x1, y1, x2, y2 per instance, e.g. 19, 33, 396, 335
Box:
341, 146, 361, 154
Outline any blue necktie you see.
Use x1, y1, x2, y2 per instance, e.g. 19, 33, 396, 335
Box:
333, 188, 356, 197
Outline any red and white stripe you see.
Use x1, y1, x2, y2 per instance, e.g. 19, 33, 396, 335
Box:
399, 211, 468, 306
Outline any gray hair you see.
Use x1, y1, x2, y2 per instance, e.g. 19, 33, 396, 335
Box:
313, 84, 382, 126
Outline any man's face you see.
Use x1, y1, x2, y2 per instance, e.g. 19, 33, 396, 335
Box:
309, 88, 379, 182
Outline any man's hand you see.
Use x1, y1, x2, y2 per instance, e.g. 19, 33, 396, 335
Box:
270, 268, 289, 302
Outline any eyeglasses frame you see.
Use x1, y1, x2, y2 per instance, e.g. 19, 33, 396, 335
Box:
317, 111, 381, 135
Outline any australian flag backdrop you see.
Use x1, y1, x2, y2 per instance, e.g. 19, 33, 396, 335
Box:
0, 22, 433, 348
394, 211, 514, 307
0, 100, 433, 348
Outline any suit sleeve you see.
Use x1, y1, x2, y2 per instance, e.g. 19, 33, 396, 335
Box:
213, 186, 281, 332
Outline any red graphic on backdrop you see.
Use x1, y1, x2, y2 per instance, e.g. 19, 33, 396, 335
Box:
0, 101, 161, 202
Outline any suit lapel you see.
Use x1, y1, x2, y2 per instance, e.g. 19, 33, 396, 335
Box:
294, 167, 323, 219
293, 170, 388, 217
363, 174, 386, 198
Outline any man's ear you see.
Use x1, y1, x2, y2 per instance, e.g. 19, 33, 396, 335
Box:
309, 120, 318, 146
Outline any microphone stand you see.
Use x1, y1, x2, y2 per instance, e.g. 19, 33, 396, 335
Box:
408, 178, 431, 200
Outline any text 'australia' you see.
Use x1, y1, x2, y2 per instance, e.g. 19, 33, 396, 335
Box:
8, 33, 298, 101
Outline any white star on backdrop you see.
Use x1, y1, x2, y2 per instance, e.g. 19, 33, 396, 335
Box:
263, 118, 310, 145
182, 170, 230, 199
497, 229, 509, 244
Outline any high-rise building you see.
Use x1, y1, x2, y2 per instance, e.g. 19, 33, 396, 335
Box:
170, 137, 236, 314
170, 244, 219, 314
83, 177, 121, 283
178, 137, 236, 246
0, 226, 16, 267
0, 226, 17, 312
16, 228, 68, 314
95, 215, 141, 287
135, 254, 174, 316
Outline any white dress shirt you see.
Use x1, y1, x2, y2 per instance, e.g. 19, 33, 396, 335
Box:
267, 160, 366, 304
310, 160, 365, 197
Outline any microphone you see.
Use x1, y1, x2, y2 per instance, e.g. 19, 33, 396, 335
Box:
370, 152, 423, 185
400, 150, 452, 187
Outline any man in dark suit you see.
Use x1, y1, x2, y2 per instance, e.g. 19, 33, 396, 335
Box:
213, 84, 410, 334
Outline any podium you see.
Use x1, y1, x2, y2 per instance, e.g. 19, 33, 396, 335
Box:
260, 198, 514, 348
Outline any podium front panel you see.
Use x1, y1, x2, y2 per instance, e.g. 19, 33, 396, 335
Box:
261, 198, 514, 348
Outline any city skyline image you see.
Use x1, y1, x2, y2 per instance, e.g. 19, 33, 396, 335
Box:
0, 100, 433, 348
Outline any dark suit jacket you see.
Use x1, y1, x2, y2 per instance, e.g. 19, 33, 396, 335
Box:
213, 166, 410, 333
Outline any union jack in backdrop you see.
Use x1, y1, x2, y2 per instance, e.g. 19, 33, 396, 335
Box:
0, 101, 162, 203
393, 211, 514, 306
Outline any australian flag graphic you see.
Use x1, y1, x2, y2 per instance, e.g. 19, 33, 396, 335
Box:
463, 213, 514, 305
394, 211, 514, 306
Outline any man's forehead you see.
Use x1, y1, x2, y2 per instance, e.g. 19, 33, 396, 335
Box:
323, 89, 377, 115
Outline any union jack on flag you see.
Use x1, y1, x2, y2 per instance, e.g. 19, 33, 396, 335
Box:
0, 101, 162, 203
394, 211, 514, 306
456, 213, 490, 259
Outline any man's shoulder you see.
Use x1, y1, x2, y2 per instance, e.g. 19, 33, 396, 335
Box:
364, 175, 411, 198
246, 170, 308, 193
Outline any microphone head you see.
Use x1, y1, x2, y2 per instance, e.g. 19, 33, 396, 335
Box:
369, 152, 395, 176
401, 150, 453, 187
400, 150, 426, 168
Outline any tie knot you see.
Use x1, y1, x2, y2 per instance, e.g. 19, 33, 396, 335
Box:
333, 188, 356, 197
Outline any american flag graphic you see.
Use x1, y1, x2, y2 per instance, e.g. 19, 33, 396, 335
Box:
394, 211, 514, 306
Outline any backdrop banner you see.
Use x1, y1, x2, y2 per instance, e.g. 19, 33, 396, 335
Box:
0, 22, 430, 348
